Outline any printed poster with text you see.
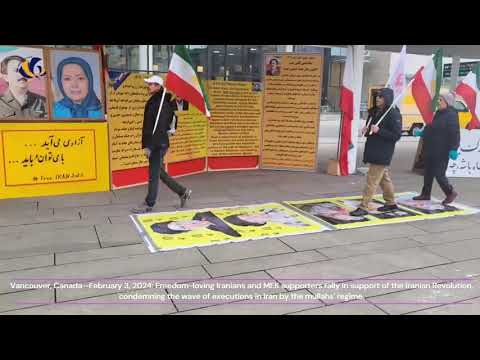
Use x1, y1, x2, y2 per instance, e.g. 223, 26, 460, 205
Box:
166, 107, 208, 177
131, 202, 328, 252
108, 73, 150, 188
0, 122, 110, 199
261, 54, 323, 171
207, 80, 262, 171
446, 129, 480, 178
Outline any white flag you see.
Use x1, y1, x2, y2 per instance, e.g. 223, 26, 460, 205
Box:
386, 45, 407, 104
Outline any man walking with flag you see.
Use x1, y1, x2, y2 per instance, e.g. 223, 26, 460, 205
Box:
131, 75, 192, 214
350, 87, 403, 216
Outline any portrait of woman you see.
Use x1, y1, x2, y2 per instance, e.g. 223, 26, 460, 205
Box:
265, 58, 281, 76
50, 50, 104, 119
151, 211, 241, 237
224, 208, 309, 228
298, 202, 369, 225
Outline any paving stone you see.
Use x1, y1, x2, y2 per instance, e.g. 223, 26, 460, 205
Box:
37, 192, 115, 209
95, 223, 143, 247
0, 289, 54, 313
410, 228, 480, 245
424, 239, 480, 262
0, 227, 100, 260
174, 289, 322, 315
56, 244, 150, 265
0, 218, 109, 236
317, 238, 423, 259
3, 288, 175, 315
410, 217, 479, 233
288, 303, 385, 315
204, 250, 328, 278
0, 248, 209, 296
0, 254, 54, 273
367, 277, 480, 315
57, 265, 211, 302
410, 297, 480, 315
168, 271, 286, 312
425, 259, 480, 280
199, 238, 294, 263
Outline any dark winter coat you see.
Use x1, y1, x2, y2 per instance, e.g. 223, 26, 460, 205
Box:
423, 106, 460, 161
363, 88, 402, 166
142, 88, 178, 149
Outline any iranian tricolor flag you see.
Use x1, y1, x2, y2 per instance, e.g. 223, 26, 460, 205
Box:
411, 48, 443, 124
165, 45, 211, 117
455, 63, 480, 130
338, 46, 354, 176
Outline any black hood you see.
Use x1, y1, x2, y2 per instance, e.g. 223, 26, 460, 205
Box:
378, 88, 394, 107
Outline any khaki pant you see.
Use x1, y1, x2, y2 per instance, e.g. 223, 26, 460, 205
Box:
360, 164, 396, 210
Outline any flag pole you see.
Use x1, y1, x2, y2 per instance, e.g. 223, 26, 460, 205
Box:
152, 88, 166, 135
366, 75, 417, 135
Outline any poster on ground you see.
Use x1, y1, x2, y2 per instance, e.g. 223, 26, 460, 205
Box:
207, 80, 262, 171
261, 54, 323, 171
131, 202, 329, 252
285, 194, 431, 230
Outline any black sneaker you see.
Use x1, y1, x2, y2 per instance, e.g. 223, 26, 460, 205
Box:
131, 203, 154, 214
350, 208, 368, 216
377, 204, 399, 212
180, 189, 192, 208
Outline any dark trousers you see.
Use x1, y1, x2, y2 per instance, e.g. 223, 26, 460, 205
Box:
145, 144, 186, 207
422, 157, 453, 197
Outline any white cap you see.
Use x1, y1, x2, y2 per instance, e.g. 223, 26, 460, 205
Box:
144, 75, 163, 85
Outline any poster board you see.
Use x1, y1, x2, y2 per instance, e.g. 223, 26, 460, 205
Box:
446, 129, 480, 177
206, 80, 263, 171
0, 122, 110, 199
107, 72, 150, 188
260, 54, 323, 171
166, 106, 208, 177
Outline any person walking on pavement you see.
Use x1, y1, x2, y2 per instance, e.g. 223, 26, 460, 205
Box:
412, 91, 460, 205
131, 75, 191, 214
350, 87, 402, 216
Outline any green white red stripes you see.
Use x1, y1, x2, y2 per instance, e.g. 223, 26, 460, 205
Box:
165, 45, 211, 117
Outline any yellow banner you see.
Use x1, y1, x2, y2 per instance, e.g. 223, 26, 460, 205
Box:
131, 202, 328, 252
107, 73, 150, 171
165, 107, 208, 164
0, 123, 110, 199
207, 80, 262, 157
261, 54, 323, 171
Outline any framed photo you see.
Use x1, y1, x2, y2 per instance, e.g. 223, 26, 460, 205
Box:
0, 46, 48, 121
48, 48, 105, 121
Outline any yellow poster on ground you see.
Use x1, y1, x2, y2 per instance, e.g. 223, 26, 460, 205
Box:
0, 122, 110, 199
261, 54, 323, 171
285, 192, 479, 230
207, 80, 262, 157
131, 202, 328, 252
165, 107, 208, 164
107, 73, 150, 171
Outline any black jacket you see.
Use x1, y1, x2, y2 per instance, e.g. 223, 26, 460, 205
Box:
423, 106, 460, 160
142, 89, 178, 149
363, 88, 402, 166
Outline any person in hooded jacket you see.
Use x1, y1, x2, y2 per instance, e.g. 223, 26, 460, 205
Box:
412, 92, 460, 205
350, 87, 402, 216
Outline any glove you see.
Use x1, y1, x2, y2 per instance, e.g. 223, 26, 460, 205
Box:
449, 150, 459, 161
167, 128, 176, 136
143, 148, 151, 158
413, 128, 423, 137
